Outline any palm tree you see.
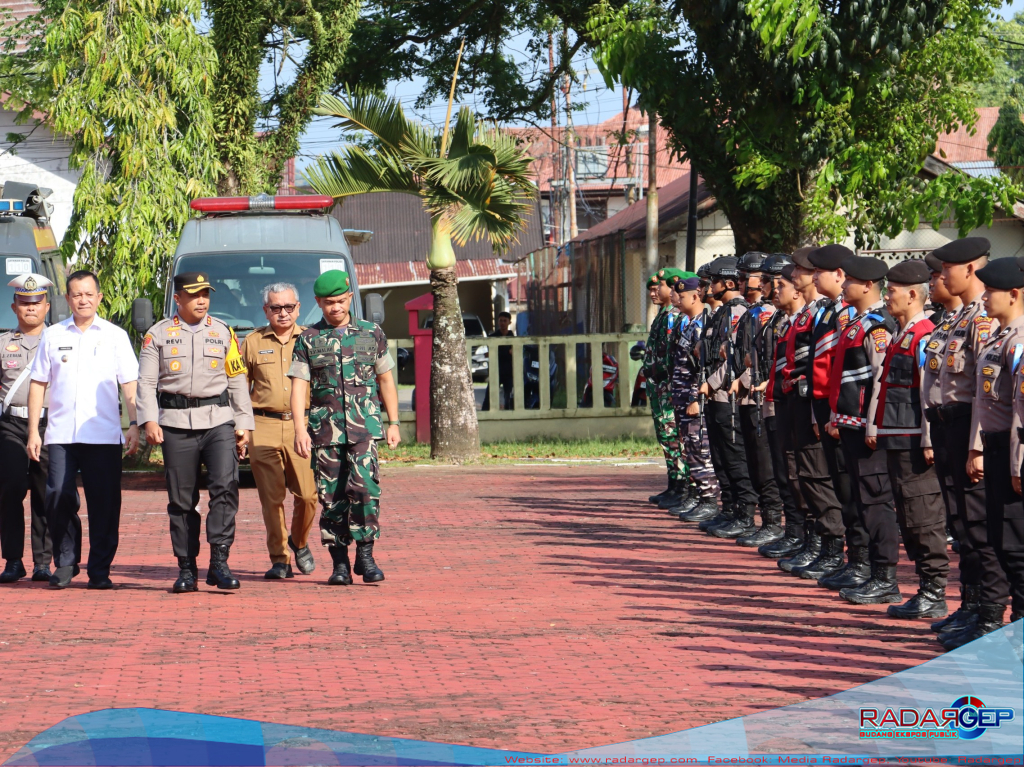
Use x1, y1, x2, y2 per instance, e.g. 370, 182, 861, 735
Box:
304, 89, 537, 460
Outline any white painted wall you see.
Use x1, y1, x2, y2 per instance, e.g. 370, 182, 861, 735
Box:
0, 109, 78, 241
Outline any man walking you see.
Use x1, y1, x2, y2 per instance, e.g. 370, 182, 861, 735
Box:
240, 283, 318, 579
26, 270, 140, 590
289, 270, 401, 586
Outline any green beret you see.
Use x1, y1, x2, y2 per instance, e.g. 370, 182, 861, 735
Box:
647, 274, 660, 288
314, 270, 351, 297
678, 270, 698, 280
657, 267, 686, 283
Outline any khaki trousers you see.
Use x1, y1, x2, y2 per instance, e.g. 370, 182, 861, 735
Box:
249, 415, 317, 564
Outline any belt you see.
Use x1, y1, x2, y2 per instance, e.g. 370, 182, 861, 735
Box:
981, 430, 1010, 449
253, 408, 309, 421
936, 401, 972, 422
158, 390, 229, 410
0, 406, 46, 420
924, 406, 941, 424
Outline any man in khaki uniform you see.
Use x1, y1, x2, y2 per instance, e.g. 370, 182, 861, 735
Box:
138, 272, 255, 593
240, 283, 317, 580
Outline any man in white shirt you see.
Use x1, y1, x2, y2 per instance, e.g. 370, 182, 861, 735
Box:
26, 270, 140, 590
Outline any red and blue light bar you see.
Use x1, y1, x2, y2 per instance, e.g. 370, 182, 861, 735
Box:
190, 194, 335, 213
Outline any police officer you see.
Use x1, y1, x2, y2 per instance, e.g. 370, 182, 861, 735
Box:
288, 270, 400, 586
869, 259, 949, 620
931, 238, 1010, 644
137, 272, 255, 592
0, 274, 79, 583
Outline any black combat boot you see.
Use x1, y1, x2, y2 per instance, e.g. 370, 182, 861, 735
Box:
657, 479, 686, 509
173, 556, 198, 593
932, 584, 980, 634
759, 521, 803, 558
0, 559, 26, 584
941, 602, 1006, 650
32, 564, 51, 582
778, 530, 821, 573
680, 495, 718, 522
649, 477, 673, 504
709, 509, 756, 539
668, 482, 698, 515
353, 540, 385, 583
795, 535, 845, 580
840, 563, 902, 604
327, 545, 352, 585
699, 503, 735, 532
205, 544, 240, 590
888, 576, 947, 620
819, 545, 870, 590
737, 507, 784, 548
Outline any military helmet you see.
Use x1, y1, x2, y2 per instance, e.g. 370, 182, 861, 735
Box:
696, 263, 712, 280
737, 251, 770, 274
707, 255, 739, 279
762, 253, 793, 275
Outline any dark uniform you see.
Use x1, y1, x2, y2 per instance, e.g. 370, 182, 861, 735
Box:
137, 273, 255, 592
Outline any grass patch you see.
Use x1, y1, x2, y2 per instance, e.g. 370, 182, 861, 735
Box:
381, 436, 661, 464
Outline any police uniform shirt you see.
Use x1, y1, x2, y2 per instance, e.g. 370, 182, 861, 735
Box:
705, 299, 748, 403
0, 331, 48, 410
1009, 349, 1024, 477
921, 306, 964, 410
240, 325, 310, 413
969, 314, 1024, 453
137, 314, 255, 430
937, 298, 995, 405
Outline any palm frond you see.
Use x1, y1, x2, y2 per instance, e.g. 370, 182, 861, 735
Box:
446, 107, 476, 159
313, 89, 412, 154
302, 145, 420, 198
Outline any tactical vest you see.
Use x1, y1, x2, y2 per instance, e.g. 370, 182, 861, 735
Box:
828, 310, 897, 428
810, 299, 856, 399
874, 318, 934, 449
707, 297, 748, 380
768, 316, 791, 403
783, 301, 818, 394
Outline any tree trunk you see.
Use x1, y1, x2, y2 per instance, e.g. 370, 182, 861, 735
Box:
429, 266, 481, 461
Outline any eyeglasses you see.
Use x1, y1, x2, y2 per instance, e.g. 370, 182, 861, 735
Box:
266, 304, 297, 314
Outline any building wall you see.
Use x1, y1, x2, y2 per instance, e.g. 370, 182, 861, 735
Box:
0, 111, 78, 241
371, 280, 499, 341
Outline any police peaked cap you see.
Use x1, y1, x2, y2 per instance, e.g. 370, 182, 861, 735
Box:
708, 256, 740, 279
976, 257, 1024, 290
808, 244, 855, 271
791, 245, 818, 269
924, 252, 943, 274
841, 255, 889, 282
885, 259, 932, 286
931, 237, 991, 264
737, 251, 769, 273
763, 253, 792, 275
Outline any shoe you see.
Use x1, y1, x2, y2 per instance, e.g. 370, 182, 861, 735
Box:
778, 531, 821, 573
888, 576, 947, 620
288, 535, 316, 574
353, 540, 385, 583
205, 544, 240, 590
32, 564, 51, 582
840, 563, 902, 604
737, 509, 784, 548
709, 513, 756, 539
759, 526, 803, 558
670, 483, 700, 515
819, 546, 871, 590
87, 576, 113, 590
49, 565, 75, 589
649, 478, 673, 504
264, 563, 294, 580
932, 584, 980, 633
699, 508, 735, 532
0, 560, 27, 584
173, 557, 198, 593
680, 497, 718, 522
657, 479, 686, 509
327, 545, 353, 585
795, 535, 845, 580
941, 602, 1006, 650
1011, 611, 1023, 622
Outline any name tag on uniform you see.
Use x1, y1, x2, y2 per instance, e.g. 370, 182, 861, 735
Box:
258, 349, 274, 354
58, 346, 72, 351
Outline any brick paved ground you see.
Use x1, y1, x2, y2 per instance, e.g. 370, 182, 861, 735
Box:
0, 465, 954, 761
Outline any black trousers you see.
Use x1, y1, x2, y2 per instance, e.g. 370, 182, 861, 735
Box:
924, 410, 957, 527
767, 404, 803, 531
942, 406, 1009, 604
984, 431, 1022, 611
46, 443, 120, 580
739, 404, 782, 518
789, 396, 843, 534
706, 401, 757, 515
840, 429, 899, 565
163, 423, 239, 558
813, 399, 866, 547
887, 447, 949, 582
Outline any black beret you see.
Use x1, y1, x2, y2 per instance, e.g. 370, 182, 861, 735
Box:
976, 257, 1024, 290
791, 245, 817, 269
780, 263, 797, 282
808, 244, 855, 271
924, 252, 943, 274
708, 256, 739, 278
886, 259, 931, 285
931, 237, 990, 265
841, 256, 889, 282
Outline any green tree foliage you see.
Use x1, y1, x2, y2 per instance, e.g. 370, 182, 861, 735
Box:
304, 89, 536, 459
1, 0, 219, 319
988, 84, 1024, 184
974, 11, 1024, 108
589, 0, 1019, 251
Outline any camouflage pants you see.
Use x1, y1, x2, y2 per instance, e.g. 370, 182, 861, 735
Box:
676, 410, 719, 497
312, 440, 381, 544
651, 384, 687, 481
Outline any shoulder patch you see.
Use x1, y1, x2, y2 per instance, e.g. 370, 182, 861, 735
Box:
871, 327, 888, 352
975, 316, 993, 342
142, 334, 153, 349
225, 328, 247, 377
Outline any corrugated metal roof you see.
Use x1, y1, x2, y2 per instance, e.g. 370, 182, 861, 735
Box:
330, 192, 544, 265
355, 258, 515, 288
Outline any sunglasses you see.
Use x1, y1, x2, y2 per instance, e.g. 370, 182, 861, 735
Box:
266, 304, 298, 314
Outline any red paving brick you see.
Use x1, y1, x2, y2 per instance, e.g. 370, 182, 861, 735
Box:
0, 465, 954, 760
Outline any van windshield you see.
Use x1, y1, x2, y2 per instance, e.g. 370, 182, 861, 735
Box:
0, 255, 38, 331
173, 252, 356, 330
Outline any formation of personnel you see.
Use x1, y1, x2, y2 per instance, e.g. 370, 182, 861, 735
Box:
642, 238, 1023, 650
0, 269, 400, 592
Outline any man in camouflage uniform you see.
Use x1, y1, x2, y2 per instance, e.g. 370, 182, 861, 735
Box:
645, 268, 687, 509
288, 270, 401, 586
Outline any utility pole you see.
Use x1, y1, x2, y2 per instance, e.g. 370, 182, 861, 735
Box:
685, 167, 698, 272
623, 88, 635, 205
563, 41, 578, 241
645, 110, 658, 326
549, 32, 560, 245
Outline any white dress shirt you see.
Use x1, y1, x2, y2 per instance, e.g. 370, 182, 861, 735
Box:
30, 316, 140, 445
